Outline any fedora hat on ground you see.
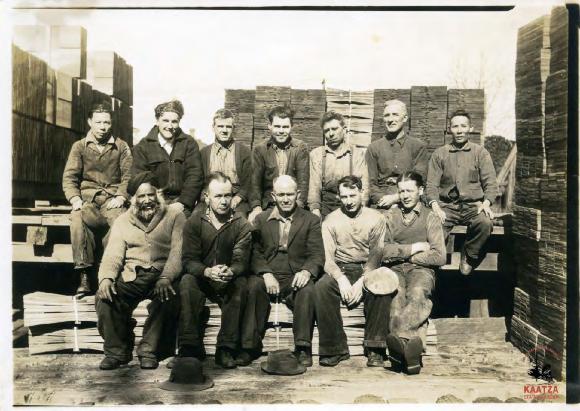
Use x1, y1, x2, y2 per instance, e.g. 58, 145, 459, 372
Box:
363, 267, 399, 295
260, 349, 306, 376
159, 357, 214, 391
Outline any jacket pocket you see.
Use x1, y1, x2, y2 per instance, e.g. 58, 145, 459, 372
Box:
469, 168, 479, 183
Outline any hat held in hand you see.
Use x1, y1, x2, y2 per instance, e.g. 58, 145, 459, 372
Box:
159, 357, 214, 391
363, 267, 399, 295
261, 349, 306, 376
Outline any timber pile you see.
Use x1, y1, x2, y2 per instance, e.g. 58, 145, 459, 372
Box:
224, 89, 256, 149
326, 88, 374, 147
510, 6, 567, 380
291, 89, 326, 150
410, 86, 447, 152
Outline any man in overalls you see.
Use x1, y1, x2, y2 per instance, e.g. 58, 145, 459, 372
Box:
308, 111, 369, 219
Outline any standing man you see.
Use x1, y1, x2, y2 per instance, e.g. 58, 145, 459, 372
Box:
308, 111, 369, 219
366, 100, 429, 211
199, 109, 252, 216
314, 176, 391, 367
178, 172, 252, 369
132, 100, 203, 217
242, 175, 324, 367
62, 102, 132, 295
96, 172, 185, 370
248, 106, 310, 224
380, 172, 446, 375
426, 109, 499, 274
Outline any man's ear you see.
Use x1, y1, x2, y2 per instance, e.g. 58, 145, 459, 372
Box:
270, 191, 276, 203
204, 191, 210, 205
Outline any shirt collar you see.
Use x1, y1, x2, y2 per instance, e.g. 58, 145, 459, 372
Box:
203, 206, 236, 226
158, 133, 174, 149
86, 132, 115, 147
213, 141, 235, 152
400, 201, 423, 216
268, 137, 294, 150
268, 206, 295, 222
325, 142, 351, 158
386, 131, 407, 146
448, 141, 473, 152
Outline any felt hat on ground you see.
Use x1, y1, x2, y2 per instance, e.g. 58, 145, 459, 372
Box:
260, 349, 306, 376
159, 357, 214, 391
363, 266, 399, 295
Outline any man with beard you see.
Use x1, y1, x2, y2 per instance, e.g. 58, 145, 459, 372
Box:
308, 111, 369, 219
381, 172, 446, 375
132, 100, 203, 217
198, 109, 252, 216
365, 100, 429, 211
314, 175, 391, 367
242, 175, 324, 367
62, 102, 132, 295
96, 172, 185, 370
248, 106, 310, 224
426, 110, 499, 274
177, 172, 252, 368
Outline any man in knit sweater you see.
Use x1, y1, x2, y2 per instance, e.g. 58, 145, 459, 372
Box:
379, 172, 446, 375
96, 172, 185, 371
314, 175, 391, 367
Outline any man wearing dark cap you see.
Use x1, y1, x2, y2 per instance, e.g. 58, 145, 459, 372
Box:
96, 172, 185, 370
131, 100, 204, 217
62, 102, 133, 295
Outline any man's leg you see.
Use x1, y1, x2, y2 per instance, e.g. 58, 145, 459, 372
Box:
177, 274, 208, 356
240, 275, 270, 353
440, 203, 462, 241
397, 267, 435, 345
283, 275, 315, 367
216, 276, 248, 353
462, 203, 493, 261
363, 291, 392, 365
314, 274, 349, 358
388, 266, 408, 335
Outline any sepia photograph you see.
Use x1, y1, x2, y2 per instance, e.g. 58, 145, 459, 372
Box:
1, 0, 578, 408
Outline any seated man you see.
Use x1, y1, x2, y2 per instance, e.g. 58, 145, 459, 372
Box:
96, 172, 185, 370
315, 176, 391, 367
178, 172, 252, 369
381, 172, 446, 375
426, 109, 499, 274
242, 175, 324, 367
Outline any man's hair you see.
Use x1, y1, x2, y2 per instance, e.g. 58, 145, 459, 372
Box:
272, 174, 297, 191
449, 109, 472, 125
213, 108, 236, 126
267, 105, 294, 125
88, 102, 113, 119
320, 110, 346, 129
384, 99, 408, 116
397, 171, 424, 188
154, 100, 184, 119
204, 171, 232, 192
337, 175, 363, 192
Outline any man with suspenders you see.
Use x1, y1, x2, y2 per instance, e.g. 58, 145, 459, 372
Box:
308, 111, 369, 219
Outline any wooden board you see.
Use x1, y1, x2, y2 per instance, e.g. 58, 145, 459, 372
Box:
440, 252, 498, 271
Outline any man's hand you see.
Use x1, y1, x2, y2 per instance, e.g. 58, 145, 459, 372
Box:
96, 278, 116, 302
336, 275, 352, 303
411, 242, 431, 255
231, 195, 243, 210
263, 273, 280, 295
478, 200, 495, 220
154, 277, 176, 302
106, 196, 126, 209
291, 270, 311, 290
311, 209, 322, 219
377, 193, 399, 208
168, 202, 185, 213
248, 206, 262, 225
347, 278, 364, 306
218, 266, 235, 282
431, 202, 446, 224
204, 265, 227, 283
71, 196, 83, 211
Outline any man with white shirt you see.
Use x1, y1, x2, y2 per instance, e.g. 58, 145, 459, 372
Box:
132, 100, 204, 217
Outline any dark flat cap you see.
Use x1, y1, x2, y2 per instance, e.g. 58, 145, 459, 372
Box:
127, 171, 159, 197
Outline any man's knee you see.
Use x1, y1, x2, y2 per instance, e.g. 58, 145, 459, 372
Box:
315, 274, 337, 295
407, 287, 430, 302
179, 274, 200, 296
247, 275, 266, 296
471, 212, 493, 231
297, 281, 315, 300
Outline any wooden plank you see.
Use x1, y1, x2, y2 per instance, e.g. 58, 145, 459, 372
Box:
26, 226, 48, 245
12, 243, 73, 263
41, 214, 71, 226
440, 252, 498, 271
469, 300, 490, 318
13, 215, 43, 225
450, 226, 504, 235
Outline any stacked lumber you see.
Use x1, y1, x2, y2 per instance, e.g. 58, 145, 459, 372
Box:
291, 89, 326, 150
87, 51, 133, 105
71, 79, 93, 133
371, 89, 411, 141
233, 113, 254, 149
510, 6, 568, 380
326, 88, 374, 147
410, 86, 447, 152
55, 71, 73, 128
224, 89, 256, 149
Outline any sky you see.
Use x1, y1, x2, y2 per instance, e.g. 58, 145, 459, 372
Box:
8, 1, 564, 144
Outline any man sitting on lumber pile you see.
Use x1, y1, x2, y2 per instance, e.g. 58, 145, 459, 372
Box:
426, 109, 499, 274
314, 175, 391, 367
62, 102, 133, 295
96, 172, 185, 370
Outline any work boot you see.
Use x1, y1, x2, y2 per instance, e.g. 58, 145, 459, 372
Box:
294, 346, 313, 367
459, 249, 474, 275
319, 353, 350, 367
215, 348, 237, 369
76, 271, 91, 295
99, 356, 130, 370
366, 349, 385, 367
235, 349, 261, 366
139, 357, 159, 370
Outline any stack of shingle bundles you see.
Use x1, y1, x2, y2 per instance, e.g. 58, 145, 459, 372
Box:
446, 89, 485, 145
233, 113, 254, 149
253, 86, 292, 145
409, 86, 447, 152
326, 88, 374, 147
87, 51, 133, 105
291, 89, 326, 150
71, 79, 93, 134
224, 89, 256, 148
49, 26, 87, 79
371, 89, 411, 142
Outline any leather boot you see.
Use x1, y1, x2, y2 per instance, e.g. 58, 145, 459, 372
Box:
76, 271, 91, 295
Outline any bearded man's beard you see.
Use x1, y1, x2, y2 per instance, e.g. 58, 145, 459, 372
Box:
131, 192, 166, 222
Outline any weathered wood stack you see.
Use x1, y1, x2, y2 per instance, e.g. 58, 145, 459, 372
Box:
410, 86, 448, 152
510, 7, 568, 380
290, 89, 326, 150
224, 89, 256, 148
326, 88, 374, 147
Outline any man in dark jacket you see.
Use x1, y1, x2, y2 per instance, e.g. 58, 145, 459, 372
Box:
241, 175, 324, 367
198, 109, 252, 216
248, 106, 310, 224
177, 172, 252, 369
132, 100, 203, 217
62, 102, 132, 294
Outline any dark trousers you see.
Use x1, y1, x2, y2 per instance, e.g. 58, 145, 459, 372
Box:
96, 268, 179, 361
314, 263, 393, 356
242, 274, 315, 350
70, 194, 125, 269
178, 273, 247, 351
441, 201, 493, 260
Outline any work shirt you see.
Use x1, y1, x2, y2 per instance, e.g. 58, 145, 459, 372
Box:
382, 203, 446, 268
209, 142, 239, 184
158, 133, 174, 156
426, 142, 499, 205
322, 207, 386, 280
308, 143, 369, 210
267, 207, 295, 252
365, 133, 429, 204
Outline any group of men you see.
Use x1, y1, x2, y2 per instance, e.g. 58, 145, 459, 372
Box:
62, 96, 499, 375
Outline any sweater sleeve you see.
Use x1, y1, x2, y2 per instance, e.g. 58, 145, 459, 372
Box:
365, 144, 382, 205
177, 139, 204, 208
161, 212, 185, 281
116, 140, 133, 200
98, 216, 126, 284
322, 219, 343, 280
410, 212, 447, 267
300, 215, 325, 278
426, 149, 444, 205
62, 141, 83, 202
381, 212, 413, 263
229, 221, 252, 277
182, 216, 208, 277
